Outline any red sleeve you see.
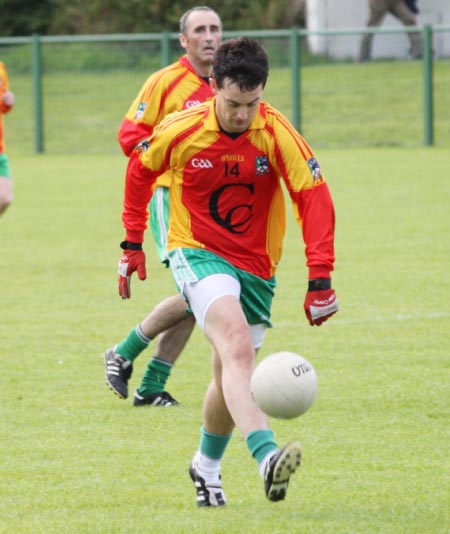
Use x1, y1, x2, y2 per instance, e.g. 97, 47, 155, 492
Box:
118, 118, 154, 157
121, 148, 157, 243
296, 181, 335, 279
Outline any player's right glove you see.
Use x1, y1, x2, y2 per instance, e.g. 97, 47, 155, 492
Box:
304, 278, 339, 326
118, 241, 147, 299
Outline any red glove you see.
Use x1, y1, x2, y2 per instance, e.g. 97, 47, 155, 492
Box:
304, 281, 339, 326
118, 244, 147, 299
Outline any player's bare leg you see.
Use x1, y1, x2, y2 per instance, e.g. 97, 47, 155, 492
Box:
133, 308, 195, 406
201, 349, 236, 439
203, 295, 267, 435
152, 314, 195, 364
189, 295, 300, 505
140, 293, 192, 338
0, 176, 13, 216
188, 347, 234, 507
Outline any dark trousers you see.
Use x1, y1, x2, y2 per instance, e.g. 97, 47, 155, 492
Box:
359, 0, 423, 61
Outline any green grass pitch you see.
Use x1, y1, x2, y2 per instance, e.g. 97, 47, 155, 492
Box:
1, 147, 449, 533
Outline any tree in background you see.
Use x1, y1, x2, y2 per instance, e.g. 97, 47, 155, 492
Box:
0, 0, 54, 36
48, 0, 176, 34
0, 0, 306, 36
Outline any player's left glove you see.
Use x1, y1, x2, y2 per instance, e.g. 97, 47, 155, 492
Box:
304, 279, 339, 326
118, 241, 147, 299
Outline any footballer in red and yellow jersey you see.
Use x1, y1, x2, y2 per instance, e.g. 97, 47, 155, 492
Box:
118, 56, 214, 157
123, 98, 335, 282
0, 62, 13, 154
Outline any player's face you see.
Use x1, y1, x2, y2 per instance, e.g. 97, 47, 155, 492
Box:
179, 11, 222, 75
212, 78, 263, 133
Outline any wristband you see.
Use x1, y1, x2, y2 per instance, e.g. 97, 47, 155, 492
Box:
120, 240, 143, 251
308, 278, 331, 291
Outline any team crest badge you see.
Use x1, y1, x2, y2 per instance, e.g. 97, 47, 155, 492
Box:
256, 156, 269, 176
307, 157, 322, 181
135, 140, 150, 154
134, 102, 147, 119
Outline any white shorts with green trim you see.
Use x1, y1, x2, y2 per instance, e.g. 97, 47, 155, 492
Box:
169, 248, 277, 349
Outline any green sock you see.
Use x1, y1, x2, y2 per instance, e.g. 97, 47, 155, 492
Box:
200, 427, 232, 460
137, 357, 172, 396
246, 429, 277, 464
116, 324, 152, 363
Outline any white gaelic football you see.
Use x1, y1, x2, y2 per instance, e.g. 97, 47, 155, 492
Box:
250, 352, 318, 419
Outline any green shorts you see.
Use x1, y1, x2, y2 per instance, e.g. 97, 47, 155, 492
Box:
0, 153, 12, 178
169, 248, 276, 327
149, 186, 169, 266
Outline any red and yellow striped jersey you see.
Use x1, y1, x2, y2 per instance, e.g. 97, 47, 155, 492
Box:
118, 56, 214, 156
123, 98, 335, 280
0, 62, 13, 154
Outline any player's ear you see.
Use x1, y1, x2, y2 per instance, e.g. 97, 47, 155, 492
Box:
179, 33, 187, 50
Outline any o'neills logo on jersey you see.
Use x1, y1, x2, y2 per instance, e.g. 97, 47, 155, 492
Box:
191, 158, 213, 169
185, 100, 202, 108
221, 155, 244, 162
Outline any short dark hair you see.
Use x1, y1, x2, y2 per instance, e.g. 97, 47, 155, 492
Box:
212, 37, 269, 91
179, 6, 222, 35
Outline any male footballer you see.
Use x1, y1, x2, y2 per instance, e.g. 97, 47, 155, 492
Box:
0, 61, 15, 216
105, 6, 223, 407
119, 37, 339, 506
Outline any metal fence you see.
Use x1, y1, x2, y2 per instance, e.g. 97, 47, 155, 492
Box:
0, 26, 449, 154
